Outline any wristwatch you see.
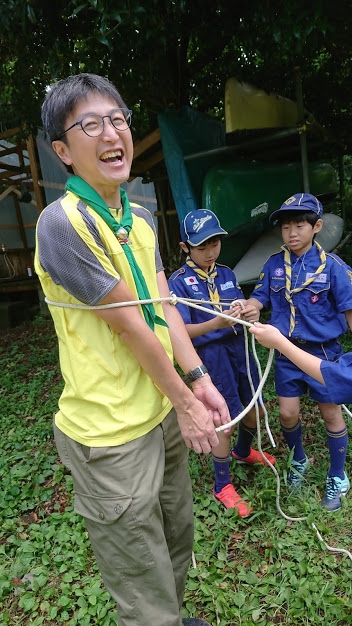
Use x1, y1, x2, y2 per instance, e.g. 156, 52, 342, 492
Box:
183, 364, 209, 385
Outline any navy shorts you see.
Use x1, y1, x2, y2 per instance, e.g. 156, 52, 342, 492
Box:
197, 335, 262, 418
275, 338, 343, 403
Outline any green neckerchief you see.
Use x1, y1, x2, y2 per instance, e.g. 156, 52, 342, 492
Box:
65, 175, 167, 331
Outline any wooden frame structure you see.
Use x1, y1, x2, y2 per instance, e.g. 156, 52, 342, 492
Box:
0, 124, 179, 292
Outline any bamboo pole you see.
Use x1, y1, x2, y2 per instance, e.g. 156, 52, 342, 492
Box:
26, 134, 45, 213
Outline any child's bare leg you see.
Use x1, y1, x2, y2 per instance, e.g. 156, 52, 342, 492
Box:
318, 402, 346, 432
278, 396, 301, 429
212, 427, 232, 458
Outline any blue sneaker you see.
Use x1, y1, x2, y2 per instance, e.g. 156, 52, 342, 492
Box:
320, 472, 350, 512
287, 456, 309, 489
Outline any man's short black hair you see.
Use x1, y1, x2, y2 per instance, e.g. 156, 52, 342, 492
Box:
42, 73, 127, 143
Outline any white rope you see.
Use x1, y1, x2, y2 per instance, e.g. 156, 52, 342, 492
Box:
45, 292, 351, 560
312, 524, 352, 561
253, 337, 276, 448
240, 300, 276, 450
342, 404, 352, 419
215, 343, 274, 432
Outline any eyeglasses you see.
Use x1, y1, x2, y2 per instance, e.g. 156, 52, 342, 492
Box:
58, 108, 132, 139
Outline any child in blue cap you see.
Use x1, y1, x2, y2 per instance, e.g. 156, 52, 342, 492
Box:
248, 193, 352, 511
168, 209, 276, 517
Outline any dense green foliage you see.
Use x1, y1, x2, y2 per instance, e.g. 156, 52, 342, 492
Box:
1, 317, 352, 625
0, 1, 352, 149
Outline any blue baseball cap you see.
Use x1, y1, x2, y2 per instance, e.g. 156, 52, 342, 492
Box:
180, 209, 228, 246
269, 193, 323, 223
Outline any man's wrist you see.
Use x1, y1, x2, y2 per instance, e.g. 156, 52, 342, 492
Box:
183, 364, 208, 385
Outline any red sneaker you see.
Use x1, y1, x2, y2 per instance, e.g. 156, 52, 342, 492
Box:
213, 484, 253, 517
231, 448, 276, 466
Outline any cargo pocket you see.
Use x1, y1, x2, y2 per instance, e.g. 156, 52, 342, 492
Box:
75, 492, 156, 572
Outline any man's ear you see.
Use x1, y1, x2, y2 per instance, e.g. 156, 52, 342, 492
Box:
52, 140, 73, 167
314, 218, 323, 234
179, 242, 189, 254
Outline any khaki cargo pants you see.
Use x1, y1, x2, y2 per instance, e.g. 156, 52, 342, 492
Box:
54, 409, 194, 626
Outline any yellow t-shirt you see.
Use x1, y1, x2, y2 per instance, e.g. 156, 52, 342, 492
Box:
34, 190, 173, 446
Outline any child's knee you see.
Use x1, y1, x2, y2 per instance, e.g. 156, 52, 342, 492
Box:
279, 411, 300, 428
278, 398, 300, 425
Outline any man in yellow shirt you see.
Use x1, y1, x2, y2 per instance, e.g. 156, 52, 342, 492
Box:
35, 73, 230, 626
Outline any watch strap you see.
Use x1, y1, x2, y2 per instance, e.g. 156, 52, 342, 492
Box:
183, 364, 209, 384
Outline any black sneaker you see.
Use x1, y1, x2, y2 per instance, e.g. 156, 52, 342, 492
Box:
182, 619, 212, 626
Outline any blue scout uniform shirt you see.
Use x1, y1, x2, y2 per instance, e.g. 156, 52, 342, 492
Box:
321, 354, 352, 404
251, 246, 352, 342
168, 262, 244, 348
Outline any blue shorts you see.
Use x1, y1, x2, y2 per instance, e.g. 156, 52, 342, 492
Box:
275, 338, 343, 403
197, 335, 262, 418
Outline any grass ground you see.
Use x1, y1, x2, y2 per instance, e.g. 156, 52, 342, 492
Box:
0, 317, 352, 626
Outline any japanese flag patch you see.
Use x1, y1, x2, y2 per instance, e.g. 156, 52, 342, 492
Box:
184, 276, 199, 285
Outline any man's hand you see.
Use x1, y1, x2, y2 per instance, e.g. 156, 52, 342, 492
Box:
175, 376, 231, 453
191, 375, 231, 429
175, 394, 219, 454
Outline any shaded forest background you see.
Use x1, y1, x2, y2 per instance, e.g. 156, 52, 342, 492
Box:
1, 1, 352, 151
1, 1, 352, 267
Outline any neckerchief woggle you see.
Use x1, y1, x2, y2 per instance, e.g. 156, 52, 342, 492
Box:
65, 175, 168, 331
